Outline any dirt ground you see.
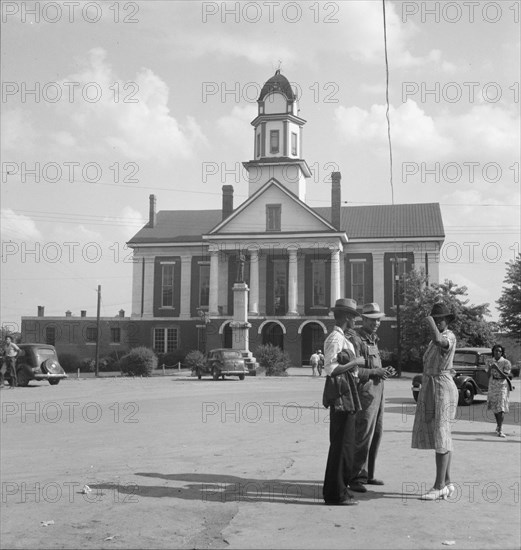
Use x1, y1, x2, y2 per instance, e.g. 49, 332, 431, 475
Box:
1, 371, 520, 549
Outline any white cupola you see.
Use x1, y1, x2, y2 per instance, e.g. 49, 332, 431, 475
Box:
242, 70, 311, 201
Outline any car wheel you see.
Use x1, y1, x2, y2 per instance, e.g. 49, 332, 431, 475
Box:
239, 374, 245, 381
458, 383, 475, 406
212, 367, 219, 381
48, 379, 60, 385
17, 369, 31, 387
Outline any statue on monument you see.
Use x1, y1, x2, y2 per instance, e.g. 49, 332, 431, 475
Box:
236, 253, 246, 283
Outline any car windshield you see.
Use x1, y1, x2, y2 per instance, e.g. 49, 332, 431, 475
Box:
221, 351, 242, 359
454, 352, 478, 365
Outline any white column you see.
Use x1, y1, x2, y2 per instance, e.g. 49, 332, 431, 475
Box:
248, 249, 259, 315
142, 254, 154, 317
131, 254, 143, 317
330, 246, 341, 307
209, 247, 219, 316
287, 248, 298, 315
180, 256, 192, 318
427, 251, 440, 284
373, 252, 385, 308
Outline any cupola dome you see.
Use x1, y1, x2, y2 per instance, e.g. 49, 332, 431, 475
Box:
259, 70, 296, 102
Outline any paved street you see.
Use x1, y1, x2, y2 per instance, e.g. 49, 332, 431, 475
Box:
1, 372, 520, 549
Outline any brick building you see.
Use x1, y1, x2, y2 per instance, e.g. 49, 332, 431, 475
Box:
22, 71, 445, 365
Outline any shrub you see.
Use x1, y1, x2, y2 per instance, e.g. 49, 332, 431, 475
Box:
156, 350, 186, 368
255, 344, 291, 376
80, 358, 96, 373
184, 350, 206, 372
101, 350, 125, 372
120, 346, 157, 377
58, 352, 82, 373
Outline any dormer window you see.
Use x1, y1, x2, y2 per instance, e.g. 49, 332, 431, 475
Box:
266, 204, 281, 231
270, 130, 279, 154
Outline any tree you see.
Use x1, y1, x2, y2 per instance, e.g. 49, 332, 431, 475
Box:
399, 269, 494, 370
497, 255, 521, 336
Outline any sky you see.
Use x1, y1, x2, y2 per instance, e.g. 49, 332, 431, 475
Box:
1, 0, 520, 332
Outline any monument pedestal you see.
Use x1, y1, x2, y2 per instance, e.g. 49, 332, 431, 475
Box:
232, 282, 259, 374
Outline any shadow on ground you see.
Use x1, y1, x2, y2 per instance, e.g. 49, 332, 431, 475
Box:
91, 473, 405, 505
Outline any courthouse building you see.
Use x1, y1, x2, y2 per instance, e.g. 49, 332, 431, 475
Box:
22, 71, 445, 365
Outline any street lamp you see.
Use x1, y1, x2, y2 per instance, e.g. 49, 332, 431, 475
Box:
196, 308, 210, 354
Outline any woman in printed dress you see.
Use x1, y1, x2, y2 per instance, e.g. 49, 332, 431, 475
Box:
487, 344, 512, 438
411, 303, 459, 501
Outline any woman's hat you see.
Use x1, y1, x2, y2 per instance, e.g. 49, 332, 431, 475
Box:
430, 303, 455, 323
361, 303, 385, 319
331, 298, 358, 317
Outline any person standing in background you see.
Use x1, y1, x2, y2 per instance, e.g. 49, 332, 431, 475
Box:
487, 344, 513, 438
2, 336, 20, 388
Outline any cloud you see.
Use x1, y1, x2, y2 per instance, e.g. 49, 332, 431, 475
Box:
0, 109, 37, 157
185, 32, 296, 66
47, 48, 208, 162
216, 104, 257, 139
117, 206, 145, 237
335, 100, 452, 154
335, 100, 519, 164
0, 209, 42, 241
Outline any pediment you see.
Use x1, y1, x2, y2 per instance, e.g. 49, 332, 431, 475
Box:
208, 179, 336, 235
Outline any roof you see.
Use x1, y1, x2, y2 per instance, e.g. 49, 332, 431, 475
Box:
127, 203, 444, 245
315, 203, 445, 239
259, 70, 295, 102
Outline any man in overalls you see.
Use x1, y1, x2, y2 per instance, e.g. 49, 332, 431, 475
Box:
348, 303, 395, 492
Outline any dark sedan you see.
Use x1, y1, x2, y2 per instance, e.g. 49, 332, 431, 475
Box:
412, 347, 493, 406
195, 349, 248, 381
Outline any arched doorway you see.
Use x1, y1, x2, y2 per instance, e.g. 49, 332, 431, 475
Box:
223, 323, 232, 348
262, 322, 284, 350
301, 322, 325, 364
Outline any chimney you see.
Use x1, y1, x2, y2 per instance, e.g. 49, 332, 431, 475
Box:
81, 310, 87, 317
65, 310, 72, 317
119, 309, 125, 318
222, 185, 234, 220
37, 306, 45, 317
149, 194, 156, 228
331, 172, 341, 230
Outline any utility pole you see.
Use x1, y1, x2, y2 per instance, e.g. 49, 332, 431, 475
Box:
395, 274, 402, 378
95, 285, 101, 377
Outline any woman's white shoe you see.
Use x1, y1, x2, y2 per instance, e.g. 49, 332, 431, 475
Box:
420, 486, 450, 500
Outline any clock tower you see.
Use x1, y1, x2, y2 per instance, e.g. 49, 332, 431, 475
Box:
242, 70, 312, 201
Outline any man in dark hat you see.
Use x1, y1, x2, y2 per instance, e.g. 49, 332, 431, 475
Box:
348, 303, 395, 492
322, 298, 366, 506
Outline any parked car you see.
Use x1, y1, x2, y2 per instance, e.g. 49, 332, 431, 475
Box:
412, 347, 495, 406
3, 344, 67, 387
195, 349, 248, 381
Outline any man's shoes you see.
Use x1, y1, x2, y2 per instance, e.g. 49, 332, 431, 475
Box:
349, 482, 367, 493
366, 478, 384, 486
324, 497, 359, 506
